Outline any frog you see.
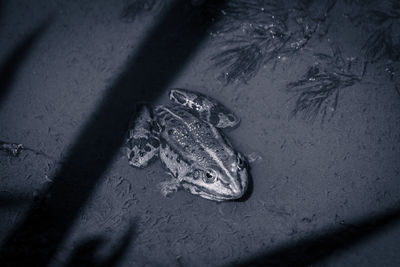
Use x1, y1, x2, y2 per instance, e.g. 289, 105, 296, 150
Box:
125, 88, 249, 202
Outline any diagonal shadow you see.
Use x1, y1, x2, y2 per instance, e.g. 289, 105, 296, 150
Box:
64, 220, 136, 267
229, 204, 400, 267
0, 18, 50, 108
0, 0, 227, 266
0, 0, 3, 21
0, 192, 31, 208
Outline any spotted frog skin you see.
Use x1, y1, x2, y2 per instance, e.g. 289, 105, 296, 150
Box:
125, 88, 249, 201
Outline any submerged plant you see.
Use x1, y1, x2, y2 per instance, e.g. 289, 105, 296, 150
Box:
348, 0, 400, 69
211, 24, 289, 83
287, 44, 361, 122
214, 0, 288, 33
210, 0, 337, 84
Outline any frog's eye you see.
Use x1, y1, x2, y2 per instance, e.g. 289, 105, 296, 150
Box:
237, 155, 246, 170
202, 169, 217, 183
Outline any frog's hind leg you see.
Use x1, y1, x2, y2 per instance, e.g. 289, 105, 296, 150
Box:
169, 88, 240, 128
125, 105, 160, 168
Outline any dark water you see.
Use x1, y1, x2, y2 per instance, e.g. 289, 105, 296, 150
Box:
0, 0, 399, 266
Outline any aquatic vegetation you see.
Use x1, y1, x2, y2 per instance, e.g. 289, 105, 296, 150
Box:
117, 0, 397, 122
349, 0, 400, 66
208, 0, 288, 83
287, 44, 361, 122
211, 24, 289, 83
212, 0, 288, 34
210, 0, 337, 84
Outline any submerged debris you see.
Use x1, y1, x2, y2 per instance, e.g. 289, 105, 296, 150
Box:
395, 84, 400, 98
0, 141, 23, 156
287, 43, 361, 122
0, 140, 56, 160
246, 151, 263, 163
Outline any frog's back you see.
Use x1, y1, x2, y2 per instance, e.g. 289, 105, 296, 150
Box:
155, 105, 234, 166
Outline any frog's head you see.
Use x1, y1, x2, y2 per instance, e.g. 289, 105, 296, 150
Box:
183, 152, 249, 201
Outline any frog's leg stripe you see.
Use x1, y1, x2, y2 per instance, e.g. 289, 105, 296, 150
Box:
169, 89, 189, 105
169, 88, 240, 128
169, 88, 204, 112
126, 106, 160, 168
159, 141, 189, 176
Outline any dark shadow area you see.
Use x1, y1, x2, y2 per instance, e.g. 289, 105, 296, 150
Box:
0, 18, 50, 108
0, 191, 32, 208
230, 204, 400, 267
0, 1, 4, 22
0, 1, 227, 266
120, 0, 162, 23
64, 221, 136, 267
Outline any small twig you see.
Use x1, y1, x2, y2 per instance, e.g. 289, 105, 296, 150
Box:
395, 84, 400, 98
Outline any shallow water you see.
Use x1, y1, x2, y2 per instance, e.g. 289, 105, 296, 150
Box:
0, 0, 400, 266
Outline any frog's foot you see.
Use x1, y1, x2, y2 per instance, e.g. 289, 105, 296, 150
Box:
169, 88, 240, 128
245, 152, 263, 164
125, 105, 160, 168
159, 179, 181, 198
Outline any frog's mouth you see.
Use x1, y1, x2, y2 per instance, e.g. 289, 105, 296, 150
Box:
198, 185, 246, 201
181, 182, 237, 201
182, 168, 248, 202
194, 189, 244, 202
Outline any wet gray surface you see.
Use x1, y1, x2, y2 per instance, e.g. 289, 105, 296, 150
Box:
0, 0, 400, 266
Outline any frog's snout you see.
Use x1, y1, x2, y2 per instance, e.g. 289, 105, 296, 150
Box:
229, 184, 244, 199
228, 170, 248, 199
